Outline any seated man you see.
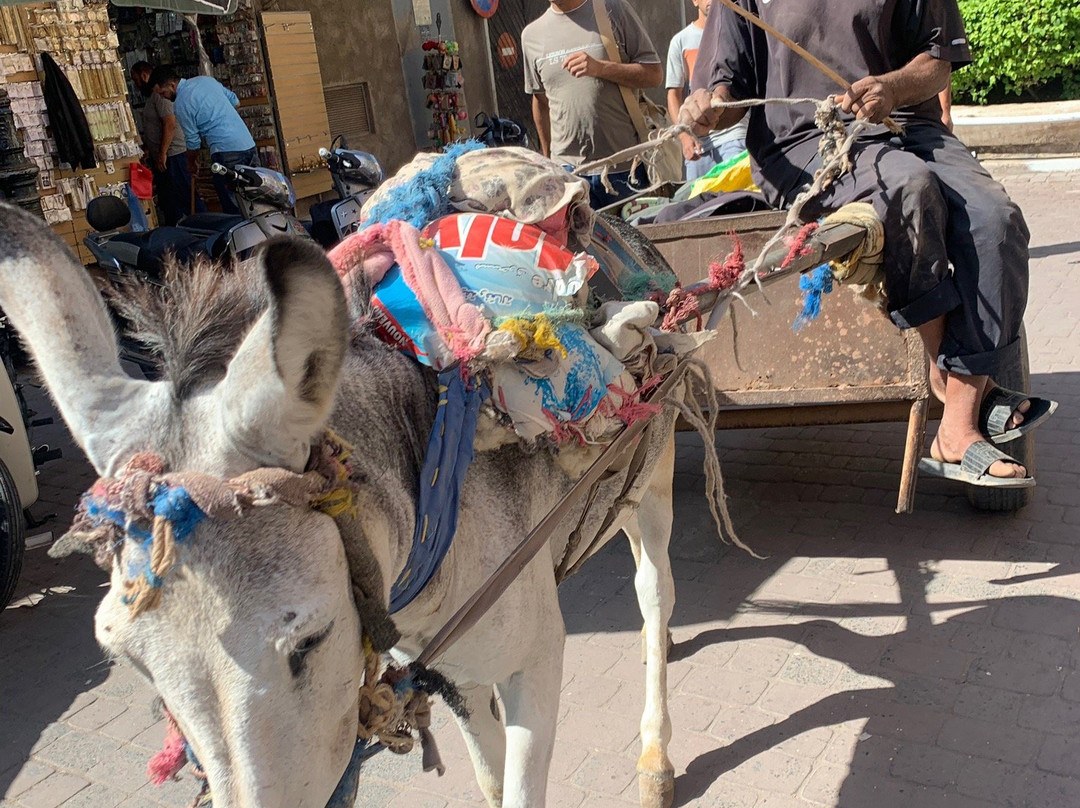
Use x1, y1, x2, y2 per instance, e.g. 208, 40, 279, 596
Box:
682, 0, 1054, 487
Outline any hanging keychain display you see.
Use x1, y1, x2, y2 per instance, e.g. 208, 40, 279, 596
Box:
421, 13, 468, 150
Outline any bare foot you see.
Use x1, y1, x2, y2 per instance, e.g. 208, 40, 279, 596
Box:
928, 375, 1031, 433
930, 428, 1028, 479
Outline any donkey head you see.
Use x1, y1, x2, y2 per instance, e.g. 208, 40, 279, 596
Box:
0, 205, 365, 808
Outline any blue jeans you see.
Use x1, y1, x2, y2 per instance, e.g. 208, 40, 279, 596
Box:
210, 147, 259, 215
157, 153, 206, 225
579, 162, 650, 211
684, 139, 748, 182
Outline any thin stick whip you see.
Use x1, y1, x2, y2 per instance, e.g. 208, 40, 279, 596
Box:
709, 0, 901, 133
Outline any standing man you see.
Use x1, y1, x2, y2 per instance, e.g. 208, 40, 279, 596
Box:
683, 0, 1055, 486
149, 65, 258, 216
130, 61, 205, 225
522, 0, 663, 209
665, 0, 747, 181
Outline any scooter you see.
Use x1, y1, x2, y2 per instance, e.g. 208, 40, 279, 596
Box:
84, 164, 305, 377
0, 315, 61, 609
307, 142, 383, 248
84, 163, 305, 284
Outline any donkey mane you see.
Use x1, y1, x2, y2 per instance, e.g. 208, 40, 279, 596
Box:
106, 256, 266, 399
105, 250, 380, 401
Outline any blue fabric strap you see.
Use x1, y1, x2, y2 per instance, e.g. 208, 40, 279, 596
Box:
389, 369, 490, 614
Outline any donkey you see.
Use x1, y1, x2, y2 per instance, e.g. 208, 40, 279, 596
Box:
0, 202, 692, 808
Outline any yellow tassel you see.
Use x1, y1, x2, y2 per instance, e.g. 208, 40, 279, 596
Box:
311, 486, 357, 519
496, 314, 567, 359
531, 314, 566, 358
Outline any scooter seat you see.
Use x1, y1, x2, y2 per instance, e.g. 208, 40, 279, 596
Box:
178, 213, 246, 233
111, 227, 210, 275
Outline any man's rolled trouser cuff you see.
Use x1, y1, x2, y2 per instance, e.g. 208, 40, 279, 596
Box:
888, 273, 962, 329
938, 335, 1023, 378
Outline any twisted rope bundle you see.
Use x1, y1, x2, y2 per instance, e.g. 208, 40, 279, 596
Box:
63, 432, 362, 617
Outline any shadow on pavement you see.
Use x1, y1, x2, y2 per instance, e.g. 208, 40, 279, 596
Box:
0, 376, 112, 798
560, 370, 1078, 807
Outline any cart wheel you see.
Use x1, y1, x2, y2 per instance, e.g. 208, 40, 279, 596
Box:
0, 457, 25, 610
966, 326, 1033, 512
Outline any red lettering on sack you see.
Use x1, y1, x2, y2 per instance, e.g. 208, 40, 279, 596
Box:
428, 216, 462, 251
490, 217, 539, 252
370, 298, 426, 357
536, 232, 571, 272
460, 215, 494, 260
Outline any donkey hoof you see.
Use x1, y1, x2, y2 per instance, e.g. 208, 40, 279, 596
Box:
637, 768, 675, 808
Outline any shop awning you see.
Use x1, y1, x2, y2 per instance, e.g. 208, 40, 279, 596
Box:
0, 0, 238, 13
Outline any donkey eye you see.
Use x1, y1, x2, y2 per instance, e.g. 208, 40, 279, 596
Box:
288, 622, 333, 678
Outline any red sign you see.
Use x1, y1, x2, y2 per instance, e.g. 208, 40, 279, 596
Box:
470, 0, 498, 18
496, 32, 518, 70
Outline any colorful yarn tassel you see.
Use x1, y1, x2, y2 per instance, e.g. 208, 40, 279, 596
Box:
794, 264, 834, 331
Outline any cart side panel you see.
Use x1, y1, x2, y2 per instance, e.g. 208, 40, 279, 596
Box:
639, 214, 927, 407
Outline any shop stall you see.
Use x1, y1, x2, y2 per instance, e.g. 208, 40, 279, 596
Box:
0, 0, 334, 264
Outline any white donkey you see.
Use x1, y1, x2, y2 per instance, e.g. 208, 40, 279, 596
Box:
0, 202, 711, 808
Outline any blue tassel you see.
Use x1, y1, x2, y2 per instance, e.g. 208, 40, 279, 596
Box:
364, 141, 485, 230
152, 486, 206, 542
794, 264, 834, 331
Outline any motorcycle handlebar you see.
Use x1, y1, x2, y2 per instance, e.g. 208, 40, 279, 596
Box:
209, 163, 259, 188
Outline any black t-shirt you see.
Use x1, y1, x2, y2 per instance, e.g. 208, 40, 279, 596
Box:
692, 0, 972, 201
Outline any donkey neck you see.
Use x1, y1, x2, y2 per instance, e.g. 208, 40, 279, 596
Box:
328, 342, 438, 606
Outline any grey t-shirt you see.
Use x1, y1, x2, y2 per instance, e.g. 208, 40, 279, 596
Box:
142, 91, 186, 159
692, 0, 972, 203
522, 0, 660, 168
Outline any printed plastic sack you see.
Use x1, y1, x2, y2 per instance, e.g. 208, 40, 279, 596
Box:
491, 322, 624, 442
369, 212, 594, 370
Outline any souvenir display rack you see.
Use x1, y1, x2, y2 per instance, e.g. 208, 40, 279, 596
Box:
422, 38, 470, 149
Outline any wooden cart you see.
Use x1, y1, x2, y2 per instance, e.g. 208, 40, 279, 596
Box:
633, 210, 1033, 514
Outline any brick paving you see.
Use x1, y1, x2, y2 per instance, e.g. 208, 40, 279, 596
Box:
2, 159, 1079, 808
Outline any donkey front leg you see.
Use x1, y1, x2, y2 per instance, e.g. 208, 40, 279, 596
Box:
624, 433, 677, 808
453, 683, 507, 808
497, 601, 565, 808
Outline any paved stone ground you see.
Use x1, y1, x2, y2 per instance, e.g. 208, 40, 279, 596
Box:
2, 157, 1078, 808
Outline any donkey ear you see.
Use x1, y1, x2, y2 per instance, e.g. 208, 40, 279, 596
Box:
0, 204, 163, 476
216, 237, 349, 471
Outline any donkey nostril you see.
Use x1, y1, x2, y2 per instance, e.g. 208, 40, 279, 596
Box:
283, 611, 297, 623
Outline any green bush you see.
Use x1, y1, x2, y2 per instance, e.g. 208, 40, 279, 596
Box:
953, 0, 1080, 104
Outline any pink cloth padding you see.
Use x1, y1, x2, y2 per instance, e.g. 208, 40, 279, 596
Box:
147, 715, 187, 786
383, 220, 490, 363
328, 226, 396, 289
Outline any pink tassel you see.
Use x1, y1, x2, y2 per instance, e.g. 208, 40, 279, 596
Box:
147, 713, 187, 786
780, 222, 819, 269
660, 286, 701, 332
708, 234, 745, 291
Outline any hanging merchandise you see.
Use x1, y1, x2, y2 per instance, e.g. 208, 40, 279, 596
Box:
421, 38, 469, 150
40, 52, 97, 170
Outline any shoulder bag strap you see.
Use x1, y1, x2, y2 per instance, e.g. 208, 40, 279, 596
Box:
591, 0, 652, 143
